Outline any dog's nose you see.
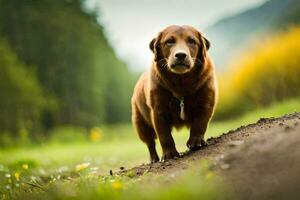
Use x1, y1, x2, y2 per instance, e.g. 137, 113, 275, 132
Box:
175, 52, 187, 60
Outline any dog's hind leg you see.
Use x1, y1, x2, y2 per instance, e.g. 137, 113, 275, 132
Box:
132, 109, 159, 163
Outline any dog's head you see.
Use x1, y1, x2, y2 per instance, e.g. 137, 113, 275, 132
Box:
150, 25, 210, 74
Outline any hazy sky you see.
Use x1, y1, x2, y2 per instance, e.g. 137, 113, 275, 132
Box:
87, 0, 266, 71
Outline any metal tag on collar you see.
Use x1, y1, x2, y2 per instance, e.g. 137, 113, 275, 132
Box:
179, 97, 185, 120
179, 97, 184, 108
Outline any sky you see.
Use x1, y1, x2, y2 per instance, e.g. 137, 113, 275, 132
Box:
86, 0, 267, 71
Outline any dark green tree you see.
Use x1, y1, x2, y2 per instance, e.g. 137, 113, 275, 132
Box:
0, 39, 46, 134
0, 0, 134, 133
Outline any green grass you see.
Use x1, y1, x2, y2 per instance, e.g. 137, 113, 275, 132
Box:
10, 161, 225, 200
0, 98, 299, 199
207, 98, 300, 137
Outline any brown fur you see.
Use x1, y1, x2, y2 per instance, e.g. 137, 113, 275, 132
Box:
131, 25, 217, 162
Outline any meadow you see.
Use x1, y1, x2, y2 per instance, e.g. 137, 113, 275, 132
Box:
1, 98, 299, 199
1, 1, 300, 199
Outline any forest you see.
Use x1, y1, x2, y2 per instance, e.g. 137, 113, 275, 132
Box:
0, 0, 135, 144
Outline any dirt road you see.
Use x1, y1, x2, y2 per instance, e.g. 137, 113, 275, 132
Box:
120, 112, 300, 199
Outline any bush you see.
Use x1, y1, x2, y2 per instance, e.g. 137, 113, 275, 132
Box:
216, 26, 300, 120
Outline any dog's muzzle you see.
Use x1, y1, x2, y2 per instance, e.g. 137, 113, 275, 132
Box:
171, 62, 190, 69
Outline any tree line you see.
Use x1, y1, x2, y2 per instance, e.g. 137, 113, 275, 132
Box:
0, 0, 135, 137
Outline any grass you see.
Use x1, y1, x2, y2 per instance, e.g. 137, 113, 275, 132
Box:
208, 97, 300, 137
0, 98, 299, 199
11, 162, 225, 200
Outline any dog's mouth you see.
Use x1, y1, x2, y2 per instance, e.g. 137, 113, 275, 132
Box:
169, 62, 191, 74
170, 62, 190, 69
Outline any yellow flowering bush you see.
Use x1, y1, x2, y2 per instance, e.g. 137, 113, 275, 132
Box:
216, 26, 300, 119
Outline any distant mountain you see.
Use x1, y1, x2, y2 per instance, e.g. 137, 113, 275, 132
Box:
204, 0, 300, 71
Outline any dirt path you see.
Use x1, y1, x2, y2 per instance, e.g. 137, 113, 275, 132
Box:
118, 112, 300, 199
219, 112, 300, 200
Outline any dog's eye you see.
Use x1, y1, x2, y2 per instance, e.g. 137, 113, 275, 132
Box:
165, 39, 175, 47
188, 38, 196, 45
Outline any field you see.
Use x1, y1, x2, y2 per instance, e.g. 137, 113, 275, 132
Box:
1, 98, 299, 199
1, 1, 300, 199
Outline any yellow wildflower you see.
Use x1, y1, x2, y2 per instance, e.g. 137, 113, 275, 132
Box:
89, 127, 103, 142
75, 162, 90, 172
111, 180, 122, 190
22, 164, 29, 170
205, 171, 215, 180
14, 172, 20, 181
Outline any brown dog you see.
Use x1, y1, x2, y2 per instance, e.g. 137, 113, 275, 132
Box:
131, 25, 217, 162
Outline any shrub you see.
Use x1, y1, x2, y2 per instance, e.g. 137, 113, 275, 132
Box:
216, 26, 300, 120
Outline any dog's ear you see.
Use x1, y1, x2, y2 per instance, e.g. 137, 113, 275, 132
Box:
203, 36, 210, 51
149, 38, 156, 52
197, 32, 211, 61
149, 32, 163, 62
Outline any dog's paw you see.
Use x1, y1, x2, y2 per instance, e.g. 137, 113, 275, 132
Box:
150, 155, 160, 163
187, 137, 208, 151
161, 149, 180, 162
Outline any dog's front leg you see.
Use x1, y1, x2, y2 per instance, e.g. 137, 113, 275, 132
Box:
151, 110, 179, 161
187, 106, 213, 151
